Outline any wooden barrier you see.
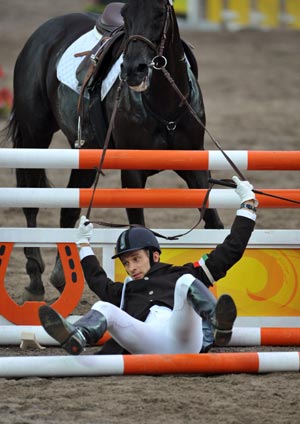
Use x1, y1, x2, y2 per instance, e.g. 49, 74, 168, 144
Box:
1, 149, 300, 170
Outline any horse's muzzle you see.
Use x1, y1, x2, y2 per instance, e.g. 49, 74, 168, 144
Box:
120, 63, 151, 92
128, 75, 149, 92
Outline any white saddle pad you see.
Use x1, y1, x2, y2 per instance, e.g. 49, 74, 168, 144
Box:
57, 26, 123, 101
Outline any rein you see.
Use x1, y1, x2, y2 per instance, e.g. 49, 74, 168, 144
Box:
86, 79, 124, 220
121, 2, 247, 233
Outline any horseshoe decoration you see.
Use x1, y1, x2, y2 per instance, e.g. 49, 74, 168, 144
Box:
0, 243, 84, 325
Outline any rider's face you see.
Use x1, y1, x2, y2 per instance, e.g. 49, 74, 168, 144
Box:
120, 249, 159, 280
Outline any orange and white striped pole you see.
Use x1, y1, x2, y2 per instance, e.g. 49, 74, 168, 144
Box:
0, 352, 298, 377
0, 188, 299, 208
1, 149, 300, 170
230, 327, 300, 346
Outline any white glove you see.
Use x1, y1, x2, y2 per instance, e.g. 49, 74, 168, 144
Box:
76, 215, 93, 246
232, 176, 258, 206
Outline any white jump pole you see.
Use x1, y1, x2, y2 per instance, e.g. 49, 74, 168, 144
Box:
0, 326, 58, 345
1, 326, 300, 347
0, 352, 299, 378
0, 355, 124, 378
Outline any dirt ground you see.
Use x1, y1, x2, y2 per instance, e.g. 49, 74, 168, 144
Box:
1, 0, 300, 423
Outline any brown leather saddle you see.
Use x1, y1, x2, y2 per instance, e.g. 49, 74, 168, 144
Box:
76, 2, 125, 90
96, 1, 124, 35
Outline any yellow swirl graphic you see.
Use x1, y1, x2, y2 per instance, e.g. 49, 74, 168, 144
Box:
115, 248, 300, 316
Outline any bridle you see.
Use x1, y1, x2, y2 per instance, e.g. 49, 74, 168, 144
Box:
122, 2, 172, 72
122, 3, 189, 134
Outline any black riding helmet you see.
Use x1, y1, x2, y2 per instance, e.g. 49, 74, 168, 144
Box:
112, 227, 161, 259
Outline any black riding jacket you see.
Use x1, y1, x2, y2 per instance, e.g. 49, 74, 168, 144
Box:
81, 214, 255, 353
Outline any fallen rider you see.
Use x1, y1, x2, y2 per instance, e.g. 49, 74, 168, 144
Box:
39, 176, 258, 355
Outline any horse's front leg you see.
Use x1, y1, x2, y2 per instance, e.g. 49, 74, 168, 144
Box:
22, 207, 46, 301
16, 168, 47, 302
175, 170, 224, 229
121, 170, 148, 225
50, 168, 97, 292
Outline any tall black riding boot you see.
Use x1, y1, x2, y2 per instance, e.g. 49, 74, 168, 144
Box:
39, 306, 107, 355
187, 278, 237, 347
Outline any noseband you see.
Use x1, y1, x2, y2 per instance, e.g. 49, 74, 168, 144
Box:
122, 3, 172, 72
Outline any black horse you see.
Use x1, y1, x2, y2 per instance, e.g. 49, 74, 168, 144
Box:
6, 0, 223, 301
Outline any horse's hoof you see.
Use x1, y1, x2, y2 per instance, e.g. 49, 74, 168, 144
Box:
22, 287, 45, 302
50, 259, 66, 293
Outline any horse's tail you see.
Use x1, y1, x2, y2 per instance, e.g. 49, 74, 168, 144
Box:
0, 104, 15, 147
4, 104, 18, 148
0, 103, 24, 150
3, 104, 51, 189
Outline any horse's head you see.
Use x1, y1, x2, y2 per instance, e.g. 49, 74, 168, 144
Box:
120, 0, 173, 92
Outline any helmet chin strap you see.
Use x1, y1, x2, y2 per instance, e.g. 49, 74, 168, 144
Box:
149, 252, 155, 267
149, 248, 160, 267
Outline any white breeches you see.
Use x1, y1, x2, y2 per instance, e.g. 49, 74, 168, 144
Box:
91, 274, 203, 354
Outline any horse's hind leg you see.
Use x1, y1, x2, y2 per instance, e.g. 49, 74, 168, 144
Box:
50, 168, 97, 291
175, 170, 224, 229
10, 102, 55, 301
